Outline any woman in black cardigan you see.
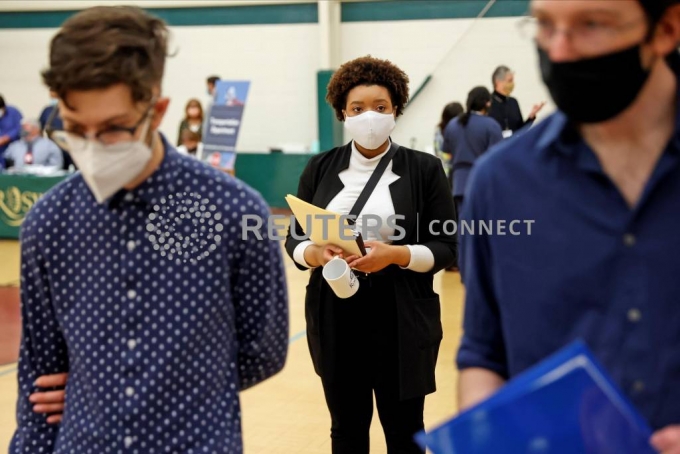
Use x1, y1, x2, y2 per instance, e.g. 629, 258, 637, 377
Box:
285, 56, 457, 454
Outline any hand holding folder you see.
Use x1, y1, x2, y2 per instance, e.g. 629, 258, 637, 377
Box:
416, 341, 657, 454
285, 194, 366, 257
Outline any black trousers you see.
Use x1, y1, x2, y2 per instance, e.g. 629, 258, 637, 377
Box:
320, 274, 425, 454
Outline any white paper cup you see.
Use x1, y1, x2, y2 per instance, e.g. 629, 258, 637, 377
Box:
322, 256, 360, 299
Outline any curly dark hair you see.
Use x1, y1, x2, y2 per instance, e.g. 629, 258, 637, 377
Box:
326, 56, 410, 122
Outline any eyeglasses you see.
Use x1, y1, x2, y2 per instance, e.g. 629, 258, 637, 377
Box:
45, 100, 156, 151
517, 16, 646, 50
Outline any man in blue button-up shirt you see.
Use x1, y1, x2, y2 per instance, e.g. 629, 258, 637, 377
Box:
4, 119, 63, 169
10, 6, 288, 453
457, 0, 680, 451
0, 95, 23, 168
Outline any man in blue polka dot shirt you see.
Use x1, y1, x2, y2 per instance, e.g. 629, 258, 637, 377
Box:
10, 6, 288, 453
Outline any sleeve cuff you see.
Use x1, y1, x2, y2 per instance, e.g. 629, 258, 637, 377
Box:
456, 336, 509, 379
293, 240, 316, 269
400, 244, 435, 273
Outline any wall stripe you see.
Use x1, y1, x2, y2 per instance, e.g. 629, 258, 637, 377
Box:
0, 3, 318, 29
0, 0, 529, 29
341, 0, 530, 23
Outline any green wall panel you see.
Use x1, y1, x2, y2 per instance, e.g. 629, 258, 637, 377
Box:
236, 153, 312, 208
0, 3, 318, 29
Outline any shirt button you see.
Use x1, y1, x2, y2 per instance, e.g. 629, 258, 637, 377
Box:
632, 380, 645, 393
124, 436, 134, 447
627, 308, 642, 323
125, 387, 135, 397
623, 233, 636, 247
127, 339, 137, 350
127, 290, 137, 300
127, 241, 136, 252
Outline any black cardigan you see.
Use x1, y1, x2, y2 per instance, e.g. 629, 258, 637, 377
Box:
285, 142, 457, 399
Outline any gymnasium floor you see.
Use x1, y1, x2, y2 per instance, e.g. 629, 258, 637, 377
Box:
0, 238, 464, 453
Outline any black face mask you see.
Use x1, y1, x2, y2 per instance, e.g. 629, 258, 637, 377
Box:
187, 146, 198, 155
538, 43, 651, 124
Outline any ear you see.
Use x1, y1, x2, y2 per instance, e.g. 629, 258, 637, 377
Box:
651, 5, 680, 57
151, 97, 170, 130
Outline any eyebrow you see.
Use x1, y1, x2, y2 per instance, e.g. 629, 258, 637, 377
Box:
349, 99, 390, 105
531, 6, 622, 19
61, 112, 131, 128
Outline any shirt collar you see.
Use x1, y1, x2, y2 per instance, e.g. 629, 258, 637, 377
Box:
108, 134, 180, 209
493, 91, 507, 102
536, 111, 570, 155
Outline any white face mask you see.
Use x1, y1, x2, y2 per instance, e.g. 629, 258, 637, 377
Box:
344, 111, 396, 150
52, 118, 154, 204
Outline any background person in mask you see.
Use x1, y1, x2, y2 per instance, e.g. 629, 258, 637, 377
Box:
3, 119, 62, 169
456, 0, 680, 450
434, 101, 464, 183
176, 98, 203, 145
12, 6, 288, 453
39, 92, 74, 171
488, 65, 545, 137
0, 94, 23, 168
202, 75, 220, 141
38, 92, 62, 133
285, 56, 456, 454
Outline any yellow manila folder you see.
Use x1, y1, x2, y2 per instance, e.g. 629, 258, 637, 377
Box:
285, 194, 365, 257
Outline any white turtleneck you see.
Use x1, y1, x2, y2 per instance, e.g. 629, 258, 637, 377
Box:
293, 141, 435, 272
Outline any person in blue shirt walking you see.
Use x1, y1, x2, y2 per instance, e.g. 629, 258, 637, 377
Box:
442, 86, 503, 213
456, 0, 680, 452
39, 94, 62, 133
39, 92, 74, 170
0, 95, 23, 168
10, 6, 288, 453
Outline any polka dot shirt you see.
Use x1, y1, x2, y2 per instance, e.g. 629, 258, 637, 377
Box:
10, 140, 289, 453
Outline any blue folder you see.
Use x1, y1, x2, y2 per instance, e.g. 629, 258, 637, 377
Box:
416, 341, 657, 453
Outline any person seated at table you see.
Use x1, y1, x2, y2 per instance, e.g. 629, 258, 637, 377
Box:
4, 119, 63, 169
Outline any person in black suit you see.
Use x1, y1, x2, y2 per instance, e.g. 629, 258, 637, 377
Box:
488, 65, 545, 137
285, 56, 457, 454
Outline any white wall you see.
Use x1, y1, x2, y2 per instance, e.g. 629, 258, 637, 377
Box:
342, 16, 555, 151
0, 23, 320, 152
163, 24, 319, 150
0, 7, 555, 154
0, 28, 55, 126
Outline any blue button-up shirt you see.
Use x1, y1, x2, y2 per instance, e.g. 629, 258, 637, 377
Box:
457, 87, 680, 430
5, 137, 64, 169
11, 139, 289, 453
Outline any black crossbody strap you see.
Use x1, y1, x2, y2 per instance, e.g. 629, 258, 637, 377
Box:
347, 142, 400, 225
